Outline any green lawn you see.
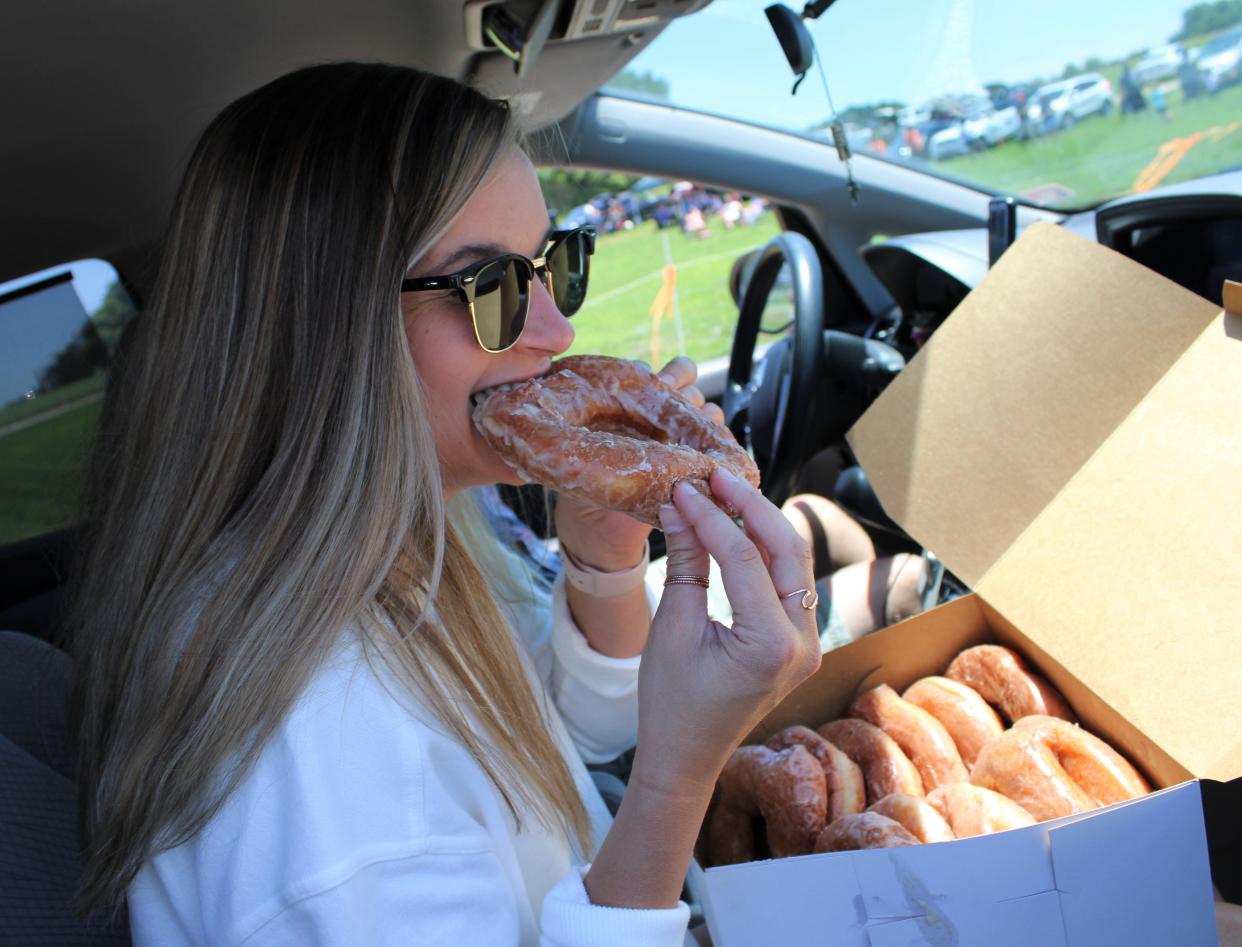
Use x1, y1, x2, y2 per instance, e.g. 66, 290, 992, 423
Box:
0, 372, 106, 430
931, 81, 1242, 207
0, 398, 99, 544
568, 213, 782, 365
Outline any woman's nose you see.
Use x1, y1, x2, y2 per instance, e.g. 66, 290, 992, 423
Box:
520, 276, 574, 355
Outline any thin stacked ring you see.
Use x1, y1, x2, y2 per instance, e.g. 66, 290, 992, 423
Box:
664, 574, 710, 589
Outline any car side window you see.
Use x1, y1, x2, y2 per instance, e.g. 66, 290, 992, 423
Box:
0, 260, 137, 544
538, 169, 786, 367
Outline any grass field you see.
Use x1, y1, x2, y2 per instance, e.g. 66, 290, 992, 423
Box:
0, 397, 98, 544
0, 372, 106, 430
930, 79, 1242, 206
566, 213, 782, 365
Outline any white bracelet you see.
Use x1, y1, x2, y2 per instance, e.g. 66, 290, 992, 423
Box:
560, 539, 650, 597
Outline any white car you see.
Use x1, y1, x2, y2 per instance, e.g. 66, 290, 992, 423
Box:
963, 105, 1021, 146
1132, 44, 1185, 85
1029, 73, 1114, 130
926, 122, 971, 160
1198, 27, 1242, 92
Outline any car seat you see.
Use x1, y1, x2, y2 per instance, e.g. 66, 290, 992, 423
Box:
0, 630, 129, 945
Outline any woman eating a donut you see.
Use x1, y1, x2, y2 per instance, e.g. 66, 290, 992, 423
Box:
70, 63, 822, 945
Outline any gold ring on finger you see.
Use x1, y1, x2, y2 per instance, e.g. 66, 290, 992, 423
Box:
665, 574, 709, 589
780, 587, 819, 610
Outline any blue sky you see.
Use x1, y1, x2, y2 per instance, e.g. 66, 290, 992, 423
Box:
619, 0, 1191, 129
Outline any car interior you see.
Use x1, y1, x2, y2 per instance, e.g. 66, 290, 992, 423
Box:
3, 0, 1241, 940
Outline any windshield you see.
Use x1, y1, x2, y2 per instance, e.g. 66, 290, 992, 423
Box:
607, 0, 1242, 210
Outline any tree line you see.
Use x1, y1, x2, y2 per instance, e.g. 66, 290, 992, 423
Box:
1173, 0, 1242, 40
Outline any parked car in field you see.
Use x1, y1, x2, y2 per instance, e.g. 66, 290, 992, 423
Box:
926, 121, 971, 160
926, 95, 998, 159
1028, 73, 1114, 131
963, 105, 1021, 147
1197, 27, 1242, 92
1132, 44, 1185, 85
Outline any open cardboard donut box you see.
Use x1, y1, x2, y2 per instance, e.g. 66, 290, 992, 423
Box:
687, 224, 1242, 947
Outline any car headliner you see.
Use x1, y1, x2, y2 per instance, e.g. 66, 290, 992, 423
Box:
0, 0, 675, 300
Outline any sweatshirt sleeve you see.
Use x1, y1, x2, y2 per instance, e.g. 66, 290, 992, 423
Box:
233, 853, 689, 947
545, 572, 660, 764
541, 864, 692, 947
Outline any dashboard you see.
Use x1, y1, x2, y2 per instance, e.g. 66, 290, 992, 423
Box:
859, 169, 1242, 357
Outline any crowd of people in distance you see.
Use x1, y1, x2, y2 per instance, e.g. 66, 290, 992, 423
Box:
563, 183, 768, 238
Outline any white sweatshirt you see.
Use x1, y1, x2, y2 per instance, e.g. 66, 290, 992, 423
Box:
127, 571, 690, 946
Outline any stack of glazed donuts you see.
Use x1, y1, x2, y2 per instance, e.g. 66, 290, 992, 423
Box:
707, 644, 1151, 866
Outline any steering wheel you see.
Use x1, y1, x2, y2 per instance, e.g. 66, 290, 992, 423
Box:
722, 231, 826, 508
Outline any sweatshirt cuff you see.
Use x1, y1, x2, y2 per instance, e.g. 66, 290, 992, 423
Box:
541, 864, 691, 947
549, 574, 651, 699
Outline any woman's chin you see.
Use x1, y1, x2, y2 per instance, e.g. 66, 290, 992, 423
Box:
477, 446, 529, 489
494, 462, 531, 489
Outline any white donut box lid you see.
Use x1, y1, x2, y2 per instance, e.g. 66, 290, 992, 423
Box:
688, 223, 1240, 947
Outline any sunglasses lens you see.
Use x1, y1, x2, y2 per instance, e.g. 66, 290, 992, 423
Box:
548, 231, 591, 317
472, 258, 529, 351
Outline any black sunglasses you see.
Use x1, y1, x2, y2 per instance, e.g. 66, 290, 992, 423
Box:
401, 227, 595, 353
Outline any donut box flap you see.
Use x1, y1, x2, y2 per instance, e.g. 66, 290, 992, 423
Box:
848, 222, 1242, 781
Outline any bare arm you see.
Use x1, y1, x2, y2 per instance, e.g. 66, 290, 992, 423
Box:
583, 470, 821, 908
555, 506, 652, 658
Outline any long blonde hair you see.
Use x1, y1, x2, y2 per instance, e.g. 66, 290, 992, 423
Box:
71, 62, 590, 914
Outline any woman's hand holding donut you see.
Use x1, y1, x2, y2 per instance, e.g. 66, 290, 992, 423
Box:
631, 467, 822, 797
655, 355, 725, 428
585, 468, 820, 910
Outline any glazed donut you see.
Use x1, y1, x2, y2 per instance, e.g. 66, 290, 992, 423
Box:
472, 355, 759, 526
818, 719, 924, 803
945, 645, 1075, 724
708, 744, 827, 865
868, 792, 956, 844
970, 729, 1096, 822
849, 684, 969, 792
902, 676, 1004, 768
1013, 715, 1149, 806
925, 783, 1036, 838
814, 812, 919, 852
766, 725, 867, 823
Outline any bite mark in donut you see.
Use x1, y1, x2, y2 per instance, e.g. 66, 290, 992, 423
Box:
472, 355, 759, 526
